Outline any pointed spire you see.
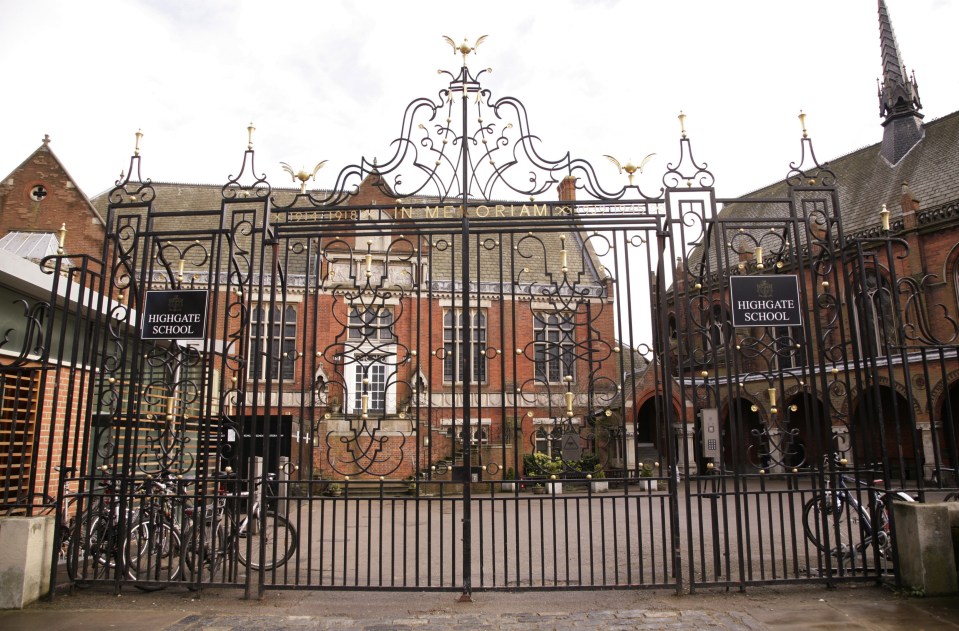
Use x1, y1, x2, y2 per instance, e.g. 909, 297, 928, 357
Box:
877, 0, 923, 164
878, 0, 921, 118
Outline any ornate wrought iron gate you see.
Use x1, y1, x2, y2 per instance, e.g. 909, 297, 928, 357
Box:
13, 50, 955, 598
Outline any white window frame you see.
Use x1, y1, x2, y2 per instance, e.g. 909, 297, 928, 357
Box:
348, 306, 395, 342
345, 357, 396, 415
343, 305, 397, 415
533, 310, 577, 384
248, 304, 297, 382
443, 308, 487, 384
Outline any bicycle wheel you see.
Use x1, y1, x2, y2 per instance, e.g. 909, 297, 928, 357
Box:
183, 516, 226, 583
802, 493, 864, 566
66, 515, 115, 586
872, 492, 913, 561
124, 519, 182, 590
236, 512, 297, 570
57, 515, 75, 561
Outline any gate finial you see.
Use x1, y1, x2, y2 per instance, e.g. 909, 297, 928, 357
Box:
604, 154, 655, 186
280, 161, 328, 193
443, 35, 488, 65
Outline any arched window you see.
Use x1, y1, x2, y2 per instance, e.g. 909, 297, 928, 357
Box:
855, 270, 898, 357
707, 304, 731, 365
952, 254, 959, 317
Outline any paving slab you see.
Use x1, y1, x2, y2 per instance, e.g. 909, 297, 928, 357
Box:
1, 584, 957, 630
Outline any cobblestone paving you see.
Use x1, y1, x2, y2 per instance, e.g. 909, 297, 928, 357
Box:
166, 609, 768, 630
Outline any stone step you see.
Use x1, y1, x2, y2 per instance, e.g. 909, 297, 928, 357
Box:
334, 480, 414, 498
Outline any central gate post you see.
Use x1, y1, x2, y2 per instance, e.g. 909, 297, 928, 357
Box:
656, 229, 685, 594
458, 67, 474, 603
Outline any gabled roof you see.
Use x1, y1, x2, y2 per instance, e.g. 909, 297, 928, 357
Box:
1, 138, 106, 226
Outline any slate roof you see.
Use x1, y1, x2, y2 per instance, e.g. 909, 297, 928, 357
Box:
723, 110, 959, 239
89, 183, 606, 293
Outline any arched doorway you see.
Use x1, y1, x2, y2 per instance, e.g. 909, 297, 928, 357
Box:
933, 381, 959, 483
722, 398, 764, 473
852, 386, 918, 481
782, 393, 830, 470
635, 394, 669, 469
635, 396, 660, 445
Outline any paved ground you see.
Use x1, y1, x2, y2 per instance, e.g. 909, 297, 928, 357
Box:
2, 583, 959, 630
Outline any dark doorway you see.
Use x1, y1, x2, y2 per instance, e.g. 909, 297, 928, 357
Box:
783, 393, 829, 470
222, 414, 293, 477
722, 399, 764, 473
852, 387, 917, 482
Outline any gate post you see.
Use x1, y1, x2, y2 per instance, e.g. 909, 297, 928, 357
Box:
278, 456, 289, 517
243, 455, 264, 600
252, 456, 263, 533
655, 230, 685, 594
457, 64, 474, 604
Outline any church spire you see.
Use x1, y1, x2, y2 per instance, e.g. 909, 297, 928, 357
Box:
877, 0, 923, 164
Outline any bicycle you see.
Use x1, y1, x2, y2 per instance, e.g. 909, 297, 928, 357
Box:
67, 471, 182, 591
66, 475, 128, 585
183, 468, 297, 582
121, 475, 183, 590
802, 456, 914, 567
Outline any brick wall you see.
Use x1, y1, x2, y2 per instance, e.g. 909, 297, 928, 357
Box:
0, 143, 106, 261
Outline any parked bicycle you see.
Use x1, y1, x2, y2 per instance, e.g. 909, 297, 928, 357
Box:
802, 456, 914, 567
183, 468, 297, 583
66, 474, 128, 585
122, 475, 183, 589
66, 470, 183, 591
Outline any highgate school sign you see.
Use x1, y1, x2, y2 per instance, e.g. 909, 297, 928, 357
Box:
141, 289, 210, 340
729, 275, 803, 328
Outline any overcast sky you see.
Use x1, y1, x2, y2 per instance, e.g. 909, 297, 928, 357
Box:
1, 0, 956, 202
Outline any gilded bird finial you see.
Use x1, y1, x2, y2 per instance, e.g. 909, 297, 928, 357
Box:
603, 153, 655, 186
280, 160, 328, 193
443, 35, 488, 65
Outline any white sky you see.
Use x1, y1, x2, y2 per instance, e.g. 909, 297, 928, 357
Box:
1, 0, 957, 202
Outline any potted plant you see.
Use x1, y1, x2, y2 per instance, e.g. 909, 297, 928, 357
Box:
501, 467, 517, 492
525, 451, 564, 494
406, 475, 417, 494
328, 396, 341, 414
589, 465, 608, 493
638, 461, 658, 491
327, 482, 343, 497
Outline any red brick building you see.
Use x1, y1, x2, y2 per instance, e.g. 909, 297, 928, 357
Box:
0, 137, 105, 508
634, 0, 959, 482
83, 169, 625, 484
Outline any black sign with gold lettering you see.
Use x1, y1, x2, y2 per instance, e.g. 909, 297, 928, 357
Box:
729, 275, 802, 328
141, 290, 209, 340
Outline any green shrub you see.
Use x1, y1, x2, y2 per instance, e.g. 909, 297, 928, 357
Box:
524, 451, 562, 476
578, 452, 599, 473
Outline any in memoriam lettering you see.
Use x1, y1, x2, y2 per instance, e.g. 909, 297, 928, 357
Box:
287, 203, 568, 222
